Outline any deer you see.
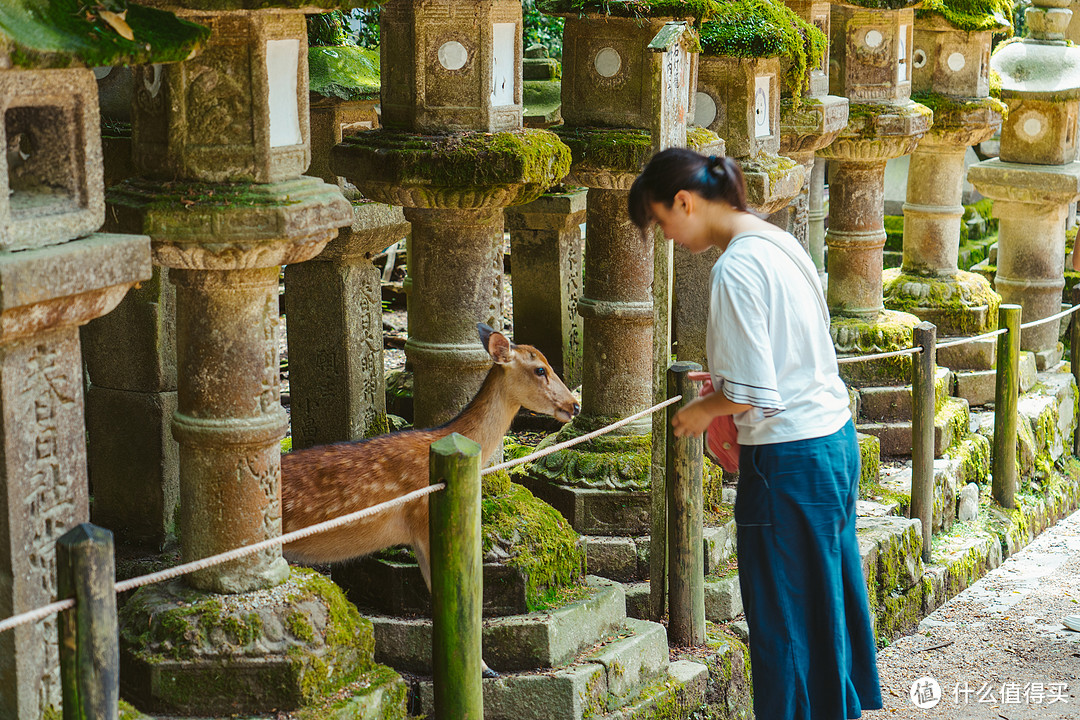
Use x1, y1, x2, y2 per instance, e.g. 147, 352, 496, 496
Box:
280, 323, 580, 677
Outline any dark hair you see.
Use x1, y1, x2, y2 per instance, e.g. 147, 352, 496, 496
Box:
627, 148, 747, 231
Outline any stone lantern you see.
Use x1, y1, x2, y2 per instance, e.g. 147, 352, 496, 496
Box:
285, 18, 410, 449
102, 2, 408, 714
778, 0, 850, 275
818, 0, 933, 382
969, 0, 1080, 368
882, 4, 1008, 398
0, 5, 207, 718
334, 0, 569, 428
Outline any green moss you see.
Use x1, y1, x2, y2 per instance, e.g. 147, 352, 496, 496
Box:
481, 470, 587, 611
910, 92, 1008, 125
281, 436, 293, 454
989, 68, 1002, 99
687, 126, 724, 151
699, 0, 826, 104
859, 433, 881, 495
339, 128, 571, 198
118, 700, 149, 720
0, 0, 210, 69
882, 269, 1001, 335
538, 0, 724, 20
107, 179, 301, 210
286, 610, 317, 643
553, 126, 653, 175
309, 45, 380, 101
307, 9, 352, 47
916, 0, 1013, 34
292, 665, 407, 720
739, 150, 800, 186
842, 101, 934, 139
521, 420, 653, 490
524, 78, 563, 115
883, 214, 904, 252
833, 311, 920, 386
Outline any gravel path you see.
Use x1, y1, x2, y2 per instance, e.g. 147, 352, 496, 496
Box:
865, 508, 1080, 719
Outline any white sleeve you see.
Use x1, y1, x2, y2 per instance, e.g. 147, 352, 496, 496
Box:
707, 275, 785, 420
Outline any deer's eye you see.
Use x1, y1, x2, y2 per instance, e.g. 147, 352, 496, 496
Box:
534, 367, 547, 377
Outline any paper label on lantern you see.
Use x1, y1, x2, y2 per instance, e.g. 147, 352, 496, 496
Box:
266, 39, 302, 148
897, 25, 910, 82
694, 91, 717, 128
491, 23, 515, 106
754, 75, 770, 138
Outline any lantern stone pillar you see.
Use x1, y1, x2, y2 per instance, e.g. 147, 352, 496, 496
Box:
102, 7, 408, 715
819, 1, 932, 383
0, 8, 206, 714
881, 13, 1007, 340
808, 157, 829, 277
332, 0, 569, 429
969, 0, 1080, 368
504, 187, 587, 389
285, 35, 408, 448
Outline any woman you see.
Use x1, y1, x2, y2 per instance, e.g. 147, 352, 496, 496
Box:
629, 148, 883, 720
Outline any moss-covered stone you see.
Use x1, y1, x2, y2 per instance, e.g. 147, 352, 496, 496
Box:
841, 101, 935, 140
916, 0, 1013, 34
832, 310, 920, 386
0, 0, 210, 69
553, 126, 653, 175
882, 269, 1001, 335
336, 128, 572, 207
309, 45, 380, 101
518, 420, 653, 490
538, 0, 724, 19
859, 433, 882, 494
481, 470, 588, 611
944, 432, 992, 487
699, 0, 825, 104
910, 92, 1008, 126
118, 568, 377, 714
292, 665, 409, 720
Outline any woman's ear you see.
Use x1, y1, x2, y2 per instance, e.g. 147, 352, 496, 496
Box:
673, 189, 695, 216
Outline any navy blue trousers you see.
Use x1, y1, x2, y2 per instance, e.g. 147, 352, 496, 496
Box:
736, 420, 882, 720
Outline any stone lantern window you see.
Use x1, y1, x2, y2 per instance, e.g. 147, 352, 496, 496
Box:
911, 15, 993, 97
131, 12, 311, 183
695, 58, 781, 157
831, 7, 916, 101
380, 0, 523, 132
0, 71, 101, 251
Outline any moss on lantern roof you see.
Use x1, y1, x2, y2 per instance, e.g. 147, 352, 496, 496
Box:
0, 0, 211, 69
699, 0, 825, 104
537, 0, 724, 20
916, 0, 1013, 34
309, 45, 379, 101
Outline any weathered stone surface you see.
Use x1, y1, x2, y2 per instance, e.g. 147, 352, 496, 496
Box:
958, 482, 980, 521
369, 576, 625, 673
911, 17, 1000, 99
585, 535, 640, 581
936, 334, 996, 371
0, 68, 104, 250
830, 7, 918, 102
130, 11, 312, 183
589, 618, 669, 710
118, 569, 381, 716
697, 54, 781, 159
519, 482, 651, 535
953, 368, 996, 407
505, 187, 587, 388
675, 625, 752, 720
882, 269, 999, 336
856, 516, 925, 600
993, 42, 1080, 165
704, 573, 743, 623
379, 0, 523, 133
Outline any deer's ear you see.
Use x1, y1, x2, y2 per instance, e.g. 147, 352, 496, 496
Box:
486, 330, 514, 364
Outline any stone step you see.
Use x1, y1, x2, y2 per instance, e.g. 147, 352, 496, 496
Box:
704, 572, 742, 624
872, 447, 990, 534
410, 623, 705, 720
857, 396, 970, 457
672, 625, 753, 718
856, 516, 925, 608
856, 367, 952, 423
368, 576, 626, 674
584, 521, 737, 583
937, 335, 996, 372
952, 368, 995, 407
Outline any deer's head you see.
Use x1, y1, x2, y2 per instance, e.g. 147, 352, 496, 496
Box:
478, 323, 580, 423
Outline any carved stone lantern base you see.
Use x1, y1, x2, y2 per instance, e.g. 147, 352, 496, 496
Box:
831, 309, 922, 387
882, 269, 1000, 335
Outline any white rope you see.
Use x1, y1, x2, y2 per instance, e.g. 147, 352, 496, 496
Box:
483, 395, 684, 476
836, 346, 922, 364
1019, 303, 1080, 331
936, 328, 1008, 349
0, 599, 75, 635
114, 483, 446, 594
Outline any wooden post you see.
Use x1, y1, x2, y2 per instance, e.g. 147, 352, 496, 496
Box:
429, 433, 483, 720
56, 523, 119, 720
666, 362, 705, 646
909, 322, 936, 564
1071, 292, 1080, 457
994, 304, 1022, 509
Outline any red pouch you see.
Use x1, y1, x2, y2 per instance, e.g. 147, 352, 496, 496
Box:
687, 371, 740, 473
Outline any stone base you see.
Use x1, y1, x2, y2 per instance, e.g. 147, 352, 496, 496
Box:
882, 269, 1000, 336
333, 557, 540, 617
832, 310, 922, 387
582, 520, 737, 582
370, 576, 625, 674
858, 396, 972, 458
1034, 342, 1064, 370
937, 335, 996, 371
673, 626, 753, 720
118, 568, 387, 716
517, 481, 651, 536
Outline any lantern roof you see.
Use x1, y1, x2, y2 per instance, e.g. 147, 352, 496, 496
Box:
916, 0, 1012, 34
537, 0, 724, 20
0, 0, 210, 68
991, 38, 1080, 98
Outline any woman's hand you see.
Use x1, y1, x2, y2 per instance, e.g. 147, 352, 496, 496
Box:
671, 397, 716, 438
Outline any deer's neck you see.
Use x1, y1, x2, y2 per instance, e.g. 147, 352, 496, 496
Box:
444, 367, 519, 464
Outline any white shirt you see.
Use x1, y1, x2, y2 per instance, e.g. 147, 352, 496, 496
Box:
706, 229, 850, 445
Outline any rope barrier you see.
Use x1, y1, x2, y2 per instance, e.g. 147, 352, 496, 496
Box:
483, 395, 684, 476
1019, 303, 1080, 331
0, 395, 686, 635
936, 328, 1007, 349
836, 346, 922, 364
